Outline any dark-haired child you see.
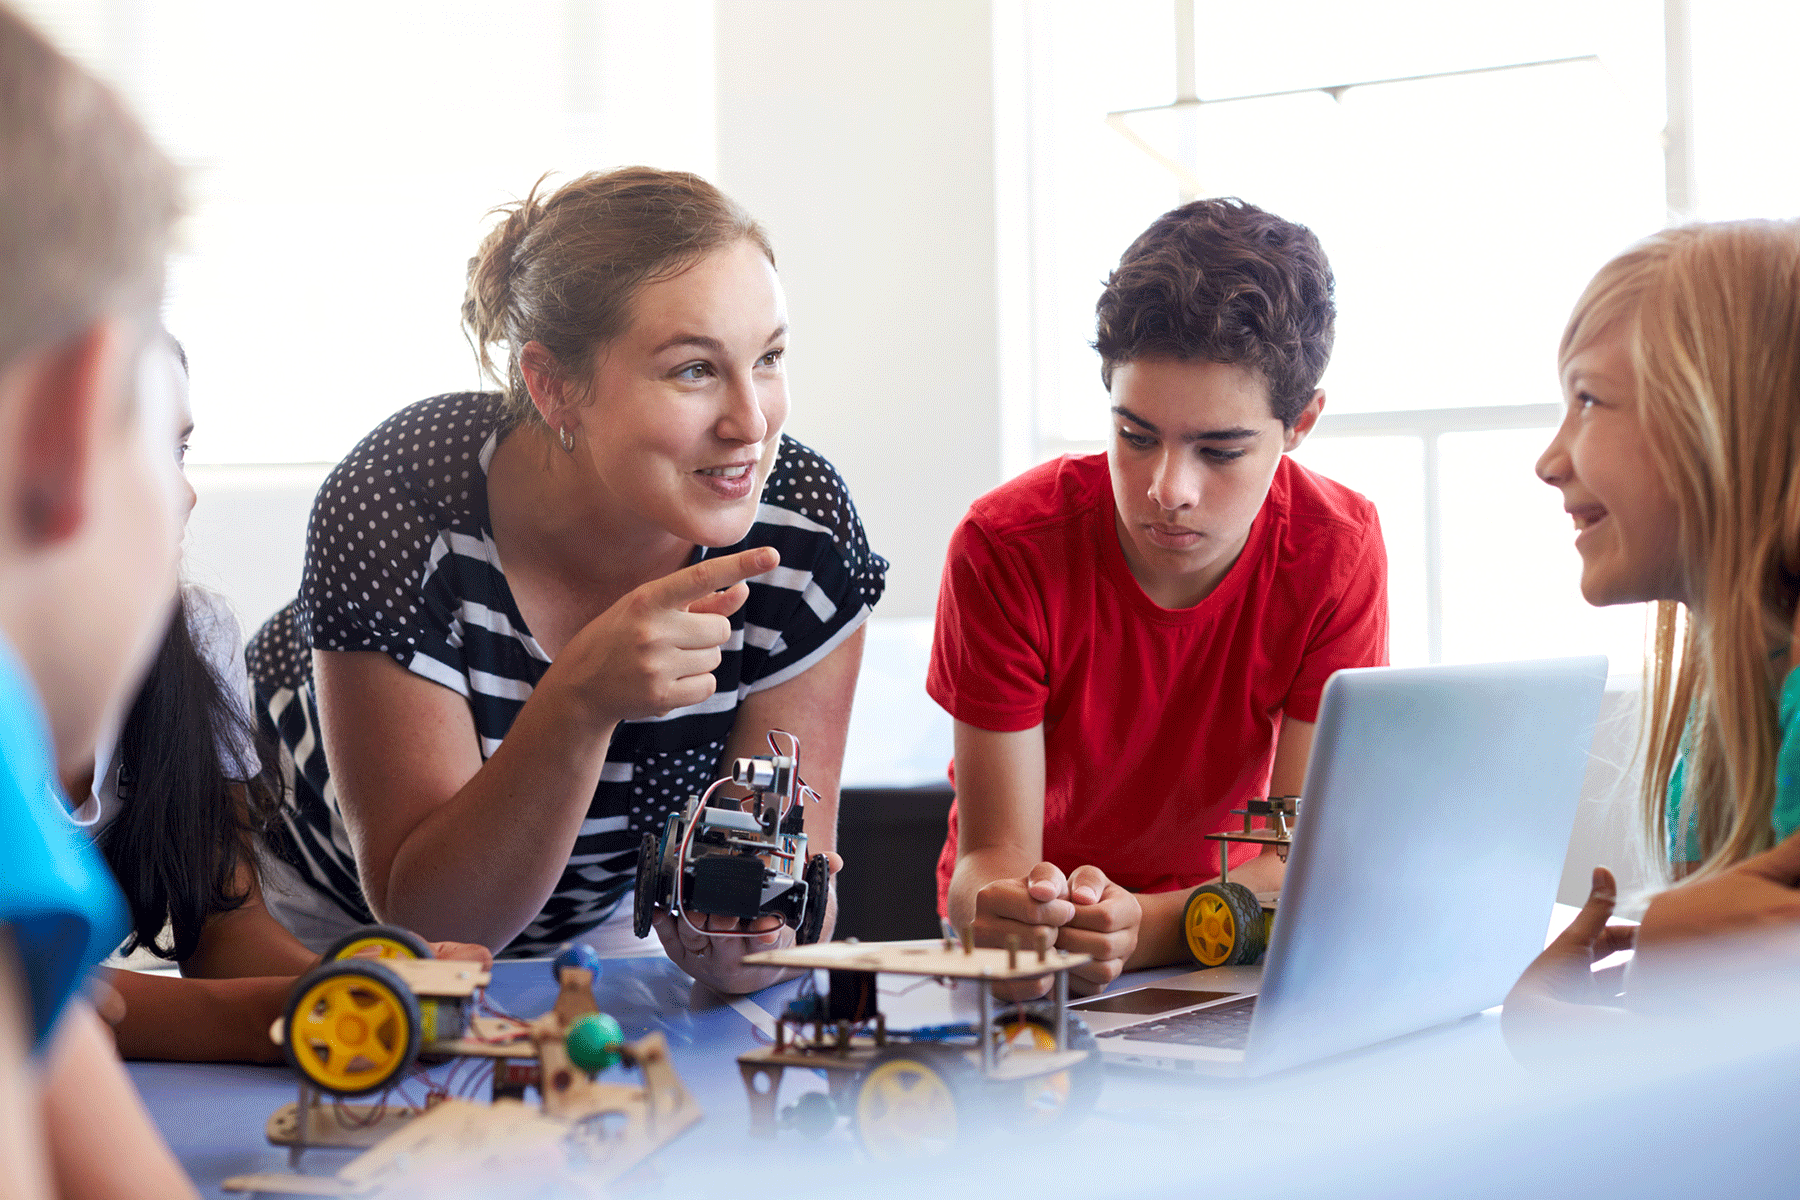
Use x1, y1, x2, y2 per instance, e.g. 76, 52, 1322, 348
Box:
933, 198, 1389, 994
62, 349, 488, 1063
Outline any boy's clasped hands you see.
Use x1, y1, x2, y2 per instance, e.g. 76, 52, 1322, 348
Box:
974, 861, 1141, 997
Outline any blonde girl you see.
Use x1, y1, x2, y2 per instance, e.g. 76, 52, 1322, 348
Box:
1506, 218, 1800, 1042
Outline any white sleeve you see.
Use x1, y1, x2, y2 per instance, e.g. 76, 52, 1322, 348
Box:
182, 586, 262, 781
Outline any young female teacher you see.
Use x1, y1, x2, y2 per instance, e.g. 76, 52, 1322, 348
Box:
248, 168, 886, 996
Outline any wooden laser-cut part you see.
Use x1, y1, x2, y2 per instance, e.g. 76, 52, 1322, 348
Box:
265, 1096, 420, 1152
226, 1032, 697, 1197
552, 966, 600, 1027
223, 936, 698, 1198
228, 1100, 583, 1199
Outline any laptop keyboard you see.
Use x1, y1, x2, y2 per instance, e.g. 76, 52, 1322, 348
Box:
1110, 995, 1258, 1050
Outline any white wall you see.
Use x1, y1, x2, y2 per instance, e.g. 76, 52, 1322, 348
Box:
182, 465, 329, 636
713, 0, 1006, 620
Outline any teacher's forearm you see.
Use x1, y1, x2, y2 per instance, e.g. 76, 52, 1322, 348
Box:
370, 674, 619, 948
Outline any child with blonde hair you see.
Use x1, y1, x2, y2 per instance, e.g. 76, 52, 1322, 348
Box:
1507, 218, 1800, 1037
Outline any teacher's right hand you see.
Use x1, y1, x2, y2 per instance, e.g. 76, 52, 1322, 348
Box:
561, 545, 778, 724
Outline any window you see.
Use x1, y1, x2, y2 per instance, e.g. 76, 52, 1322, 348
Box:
13, 0, 717, 466
1008, 0, 1794, 670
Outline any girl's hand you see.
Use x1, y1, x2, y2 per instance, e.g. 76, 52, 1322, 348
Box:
1514, 867, 1638, 1006
1628, 829, 1800, 1010
1501, 867, 1637, 1056
427, 941, 494, 969
340, 939, 494, 969
555, 547, 777, 727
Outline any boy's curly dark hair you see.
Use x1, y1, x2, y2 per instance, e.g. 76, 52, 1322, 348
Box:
1094, 197, 1336, 427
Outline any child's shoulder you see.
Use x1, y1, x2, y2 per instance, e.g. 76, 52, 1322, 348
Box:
1270, 456, 1380, 540
963, 453, 1111, 539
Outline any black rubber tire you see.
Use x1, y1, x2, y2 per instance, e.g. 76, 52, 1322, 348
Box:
991, 1008, 1102, 1134
1183, 881, 1267, 967
283, 960, 423, 1097
632, 832, 659, 939
321, 924, 433, 963
795, 853, 831, 945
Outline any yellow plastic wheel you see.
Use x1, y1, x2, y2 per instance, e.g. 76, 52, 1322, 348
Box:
855, 1052, 963, 1160
323, 924, 433, 962
999, 1015, 1067, 1127
1182, 882, 1267, 967
994, 1010, 1102, 1132
283, 961, 421, 1096
1186, 889, 1236, 966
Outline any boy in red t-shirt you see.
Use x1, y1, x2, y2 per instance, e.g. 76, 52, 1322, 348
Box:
929, 198, 1388, 995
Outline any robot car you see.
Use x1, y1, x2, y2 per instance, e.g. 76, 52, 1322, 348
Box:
1182, 794, 1299, 967
735, 936, 1102, 1159
632, 733, 832, 947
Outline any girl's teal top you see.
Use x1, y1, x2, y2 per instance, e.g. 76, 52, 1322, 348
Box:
1667, 665, 1800, 863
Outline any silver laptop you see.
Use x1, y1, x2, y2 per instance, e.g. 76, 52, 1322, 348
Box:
1074, 657, 1608, 1078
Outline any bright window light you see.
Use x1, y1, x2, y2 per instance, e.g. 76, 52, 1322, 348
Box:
13, 0, 717, 466
1016, 0, 1794, 669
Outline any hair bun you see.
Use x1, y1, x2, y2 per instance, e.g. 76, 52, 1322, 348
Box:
461, 177, 554, 379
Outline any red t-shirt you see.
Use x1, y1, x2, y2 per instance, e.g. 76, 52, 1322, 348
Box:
928, 453, 1388, 911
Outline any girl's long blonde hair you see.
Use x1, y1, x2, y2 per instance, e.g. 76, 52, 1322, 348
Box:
1560, 220, 1800, 881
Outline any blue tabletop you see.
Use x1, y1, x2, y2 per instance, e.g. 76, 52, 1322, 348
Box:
127, 953, 1555, 1199
135, 951, 1800, 1200
129, 954, 812, 1194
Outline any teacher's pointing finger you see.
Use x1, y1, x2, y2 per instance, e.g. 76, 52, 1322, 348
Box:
650, 546, 779, 613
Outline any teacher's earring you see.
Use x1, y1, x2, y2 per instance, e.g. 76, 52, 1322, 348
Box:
558, 425, 575, 453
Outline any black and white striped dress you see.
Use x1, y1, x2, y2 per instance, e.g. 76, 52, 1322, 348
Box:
247, 392, 886, 956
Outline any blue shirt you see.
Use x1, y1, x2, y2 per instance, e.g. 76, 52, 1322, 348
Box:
0, 634, 128, 1050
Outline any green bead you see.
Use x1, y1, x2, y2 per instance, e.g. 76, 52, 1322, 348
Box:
565, 1012, 623, 1073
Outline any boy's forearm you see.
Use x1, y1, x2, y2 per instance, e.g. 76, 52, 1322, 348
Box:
102, 969, 288, 1063
1128, 888, 1194, 970
946, 846, 1041, 931
1223, 847, 1288, 893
